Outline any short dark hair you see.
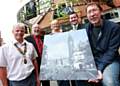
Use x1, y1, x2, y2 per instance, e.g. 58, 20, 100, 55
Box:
86, 2, 102, 12
68, 11, 78, 17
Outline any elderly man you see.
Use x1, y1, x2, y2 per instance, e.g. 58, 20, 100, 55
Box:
0, 23, 40, 86
25, 24, 50, 86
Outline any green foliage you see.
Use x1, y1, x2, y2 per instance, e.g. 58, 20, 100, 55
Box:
53, 3, 69, 19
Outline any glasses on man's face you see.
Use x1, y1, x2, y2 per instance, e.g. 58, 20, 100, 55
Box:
87, 8, 100, 15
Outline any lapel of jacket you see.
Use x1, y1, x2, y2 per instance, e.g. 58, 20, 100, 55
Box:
77, 24, 85, 30
31, 35, 39, 51
96, 20, 105, 42
77, 24, 80, 30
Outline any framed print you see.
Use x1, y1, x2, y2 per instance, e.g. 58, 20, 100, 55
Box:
40, 29, 98, 80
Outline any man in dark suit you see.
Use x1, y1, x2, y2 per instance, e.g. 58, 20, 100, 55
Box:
69, 11, 84, 31
68, 11, 85, 86
25, 24, 50, 86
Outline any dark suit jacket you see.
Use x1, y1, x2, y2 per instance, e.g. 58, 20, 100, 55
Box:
86, 20, 120, 72
76, 24, 85, 30
62, 23, 85, 32
25, 35, 44, 57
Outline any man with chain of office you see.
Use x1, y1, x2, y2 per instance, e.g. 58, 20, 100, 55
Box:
0, 23, 40, 86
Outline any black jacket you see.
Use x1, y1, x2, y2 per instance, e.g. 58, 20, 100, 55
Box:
86, 20, 120, 72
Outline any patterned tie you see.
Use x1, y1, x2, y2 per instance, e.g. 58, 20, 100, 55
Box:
36, 36, 43, 57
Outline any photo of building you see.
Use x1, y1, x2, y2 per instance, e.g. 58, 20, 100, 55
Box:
40, 29, 98, 80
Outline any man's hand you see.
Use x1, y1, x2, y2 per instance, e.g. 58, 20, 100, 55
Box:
0, 67, 8, 86
88, 70, 103, 83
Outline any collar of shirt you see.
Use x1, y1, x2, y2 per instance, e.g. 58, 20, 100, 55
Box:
12, 39, 27, 47
33, 35, 41, 39
72, 24, 78, 30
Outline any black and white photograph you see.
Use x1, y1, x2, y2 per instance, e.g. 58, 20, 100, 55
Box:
40, 29, 98, 80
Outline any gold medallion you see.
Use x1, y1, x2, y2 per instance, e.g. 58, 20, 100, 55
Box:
24, 58, 27, 64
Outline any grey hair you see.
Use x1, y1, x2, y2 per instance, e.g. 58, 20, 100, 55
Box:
32, 24, 40, 29
13, 23, 25, 30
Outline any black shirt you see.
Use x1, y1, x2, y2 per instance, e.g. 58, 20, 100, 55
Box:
91, 26, 101, 57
